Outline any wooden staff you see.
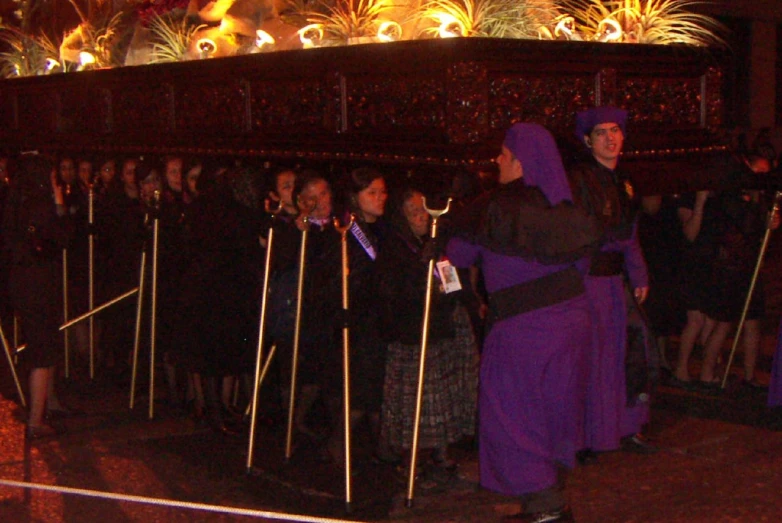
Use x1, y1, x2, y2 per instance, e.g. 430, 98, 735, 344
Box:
62, 249, 70, 378
148, 190, 161, 419
0, 320, 26, 407
721, 191, 782, 388
129, 246, 147, 410
334, 214, 355, 513
406, 197, 451, 508
246, 200, 282, 473
285, 216, 309, 462
59, 287, 139, 331
242, 343, 277, 418
88, 184, 96, 379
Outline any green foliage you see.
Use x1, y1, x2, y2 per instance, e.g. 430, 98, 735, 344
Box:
299, 0, 399, 45
147, 13, 205, 63
559, 0, 728, 46
75, 11, 126, 68
415, 0, 556, 39
0, 25, 61, 77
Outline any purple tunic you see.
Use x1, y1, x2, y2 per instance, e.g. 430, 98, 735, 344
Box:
583, 224, 650, 451
447, 237, 590, 495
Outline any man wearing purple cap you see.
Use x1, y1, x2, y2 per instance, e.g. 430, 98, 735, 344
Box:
568, 107, 654, 461
447, 123, 600, 522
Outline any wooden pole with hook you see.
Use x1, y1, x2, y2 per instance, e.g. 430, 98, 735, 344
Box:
334, 213, 355, 513
59, 287, 139, 331
148, 190, 161, 419
284, 216, 309, 462
406, 197, 451, 508
88, 184, 96, 379
129, 245, 147, 410
721, 191, 782, 389
62, 248, 70, 378
246, 200, 282, 474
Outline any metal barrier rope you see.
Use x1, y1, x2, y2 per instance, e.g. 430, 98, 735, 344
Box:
0, 478, 364, 523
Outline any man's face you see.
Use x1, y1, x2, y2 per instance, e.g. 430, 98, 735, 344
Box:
586, 122, 624, 168
496, 145, 522, 184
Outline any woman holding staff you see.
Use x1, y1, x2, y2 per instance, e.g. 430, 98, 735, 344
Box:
377, 187, 478, 481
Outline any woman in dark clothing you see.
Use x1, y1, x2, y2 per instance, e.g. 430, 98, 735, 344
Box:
377, 188, 478, 470
324, 167, 389, 462
3, 154, 72, 439
97, 156, 146, 372
173, 166, 261, 432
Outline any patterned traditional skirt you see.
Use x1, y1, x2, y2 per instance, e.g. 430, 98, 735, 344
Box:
380, 305, 479, 451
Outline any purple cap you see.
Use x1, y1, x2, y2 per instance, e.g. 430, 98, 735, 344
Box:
503, 123, 573, 205
575, 106, 627, 144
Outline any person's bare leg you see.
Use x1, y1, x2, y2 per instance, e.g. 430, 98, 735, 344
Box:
191, 372, 205, 418
46, 367, 64, 412
699, 316, 716, 347
700, 321, 731, 383
28, 366, 51, 428
675, 310, 704, 381
222, 375, 236, 408
742, 319, 762, 382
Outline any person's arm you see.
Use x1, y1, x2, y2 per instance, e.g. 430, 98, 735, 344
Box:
679, 190, 708, 242
623, 222, 649, 304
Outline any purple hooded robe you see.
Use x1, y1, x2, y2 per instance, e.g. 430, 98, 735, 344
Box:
447, 123, 594, 495
570, 107, 650, 451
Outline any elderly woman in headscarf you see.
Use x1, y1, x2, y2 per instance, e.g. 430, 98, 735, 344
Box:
3, 154, 73, 439
446, 123, 599, 522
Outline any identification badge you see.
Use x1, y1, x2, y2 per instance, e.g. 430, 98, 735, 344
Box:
436, 260, 462, 294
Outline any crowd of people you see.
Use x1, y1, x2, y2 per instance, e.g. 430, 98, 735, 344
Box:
0, 106, 780, 522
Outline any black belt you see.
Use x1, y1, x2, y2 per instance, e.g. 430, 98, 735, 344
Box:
589, 251, 624, 276
487, 266, 584, 324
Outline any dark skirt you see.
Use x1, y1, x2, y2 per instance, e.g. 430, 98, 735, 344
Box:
702, 268, 764, 322
9, 264, 62, 368
380, 305, 478, 451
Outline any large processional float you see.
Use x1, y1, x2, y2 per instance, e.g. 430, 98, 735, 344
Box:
0, 0, 737, 513
0, 0, 730, 196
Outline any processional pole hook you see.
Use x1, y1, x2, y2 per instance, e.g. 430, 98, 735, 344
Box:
285, 207, 314, 463
246, 199, 283, 473
406, 197, 452, 508
333, 213, 355, 513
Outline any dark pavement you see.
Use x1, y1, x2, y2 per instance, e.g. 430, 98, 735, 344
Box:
2, 336, 782, 523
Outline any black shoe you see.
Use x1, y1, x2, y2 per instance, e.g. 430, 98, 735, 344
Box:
696, 379, 723, 396
576, 449, 598, 465
667, 376, 697, 391
742, 378, 768, 391
26, 423, 66, 441
620, 433, 658, 454
504, 505, 574, 522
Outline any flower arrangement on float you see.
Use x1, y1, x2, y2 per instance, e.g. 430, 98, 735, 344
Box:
0, 0, 728, 78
